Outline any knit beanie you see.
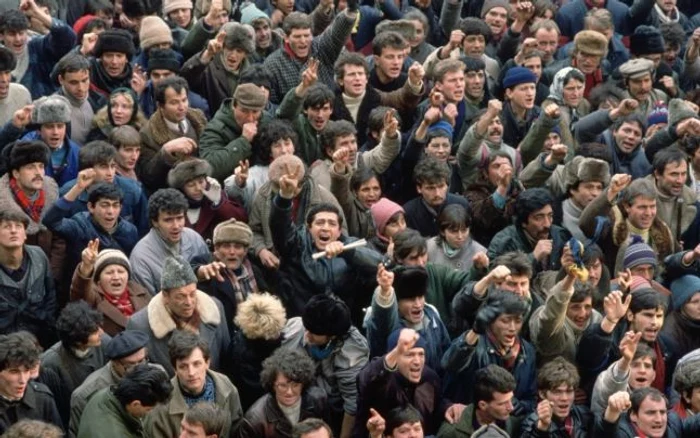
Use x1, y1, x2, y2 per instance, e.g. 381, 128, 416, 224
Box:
427, 120, 454, 139
668, 98, 697, 127
502, 66, 537, 90
393, 266, 428, 300
94, 249, 131, 281
32, 95, 71, 124
147, 48, 181, 73
8, 141, 49, 172
0, 46, 16, 72
628, 275, 652, 293
161, 256, 198, 290
386, 328, 427, 352
670, 275, 700, 311
233, 83, 267, 111
240, 2, 269, 25
480, 0, 510, 18
630, 25, 665, 56
370, 198, 404, 236
623, 235, 658, 270
167, 159, 211, 190
302, 295, 351, 337
94, 29, 136, 60
163, 0, 193, 15
212, 218, 253, 246
647, 103, 669, 127
72, 14, 97, 38
139, 16, 174, 50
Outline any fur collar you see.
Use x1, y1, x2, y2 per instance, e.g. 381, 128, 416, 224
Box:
91, 106, 148, 132
145, 108, 208, 147
147, 290, 221, 339
0, 174, 59, 235
611, 206, 675, 257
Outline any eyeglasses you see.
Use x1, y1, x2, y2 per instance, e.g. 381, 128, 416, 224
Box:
274, 382, 302, 392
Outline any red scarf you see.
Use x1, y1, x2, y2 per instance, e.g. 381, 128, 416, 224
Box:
283, 41, 308, 62
632, 425, 649, 438
651, 341, 666, 392
486, 330, 521, 370
9, 177, 45, 223
672, 401, 688, 419
102, 287, 135, 317
564, 415, 574, 437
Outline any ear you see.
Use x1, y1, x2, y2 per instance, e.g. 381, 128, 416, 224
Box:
626, 310, 634, 323
58, 74, 64, 86
87, 202, 95, 213
538, 390, 547, 402
11, 169, 19, 180
505, 88, 513, 100
630, 411, 638, 424
477, 400, 487, 412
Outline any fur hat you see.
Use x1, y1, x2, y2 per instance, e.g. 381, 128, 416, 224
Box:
139, 16, 174, 50
8, 141, 49, 172
240, 2, 269, 25
0, 46, 16, 72
161, 256, 198, 290
630, 25, 665, 56
670, 275, 700, 312
393, 266, 428, 300
32, 95, 71, 125
564, 156, 610, 190
480, 0, 510, 18
234, 293, 287, 340
376, 21, 415, 42
213, 218, 253, 246
224, 23, 255, 54
167, 158, 211, 190
302, 295, 351, 337
94, 249, 131, 281
163, 0, 193, 15
147, 48, 181, 73
268, 155, 305, 186
94, 29, 136, 60
233, 83, 267, 111
668, 98, 698, 127
573, 30, 608, 57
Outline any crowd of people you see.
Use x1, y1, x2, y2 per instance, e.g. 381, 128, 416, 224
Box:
1, 0, 700, 437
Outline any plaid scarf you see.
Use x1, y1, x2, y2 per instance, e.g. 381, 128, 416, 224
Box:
102, 287, 135, 317
9, 177, 45, 223
222, 258, 259, 303
487, 330, 521, 371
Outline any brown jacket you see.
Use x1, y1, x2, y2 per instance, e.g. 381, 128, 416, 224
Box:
70, 265, 151, 336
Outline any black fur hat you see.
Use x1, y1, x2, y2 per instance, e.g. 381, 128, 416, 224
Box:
9, 141, 50, 172
302, 295, 351, 337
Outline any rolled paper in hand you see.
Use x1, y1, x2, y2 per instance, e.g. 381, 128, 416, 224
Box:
312, 239, 367, 260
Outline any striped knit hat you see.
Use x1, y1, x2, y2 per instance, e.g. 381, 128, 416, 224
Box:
623, 235, 657, 270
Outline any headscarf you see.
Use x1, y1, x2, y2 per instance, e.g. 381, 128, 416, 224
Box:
547, 67, 585, 130
107, 87, 140, 127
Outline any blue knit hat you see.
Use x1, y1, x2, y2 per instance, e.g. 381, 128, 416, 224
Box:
387, 328, 427, 352
670, 275, 700, 311
502, 67, 537, 89
427, 120, 454, 138
647, 103, 669, 127
623, 235, 658, 270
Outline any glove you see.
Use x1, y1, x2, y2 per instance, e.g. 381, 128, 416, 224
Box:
346, 0, 358, 13
202, 177, 222, 206
473, 304, 500, 335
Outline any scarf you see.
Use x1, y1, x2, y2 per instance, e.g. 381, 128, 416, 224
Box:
221, 258, 259, 303
486, 329, 521, 370
278, 398, 302, 426
651, 341, 666, 392
562, 198, 586, 242
672, 401, 692, 419
90, 60, 133, 98
183, 374, 216, 407
9, 177, 44, 222
654, 3, 679, 23
627, 223, 650, 243
632, 425, 649, 438
12, 46, 29, 82
102, 287, 135, 317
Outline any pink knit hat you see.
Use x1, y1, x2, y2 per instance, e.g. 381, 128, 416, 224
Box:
371, 198, 404, 237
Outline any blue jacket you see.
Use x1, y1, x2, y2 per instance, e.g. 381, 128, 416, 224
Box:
364, 294, 450, 374
21, 19, 76, 99
58, 176, 149, 236
21, 130, 80, 187
441, 333, 537, 416
139, 81, 210, 119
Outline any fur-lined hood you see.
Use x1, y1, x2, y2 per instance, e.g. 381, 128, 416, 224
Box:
147, 290, 221, 339
143, 108, 208, 147
92, 106, 148, 134
0, 173, 59, 235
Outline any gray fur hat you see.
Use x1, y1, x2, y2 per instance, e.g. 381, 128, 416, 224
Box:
376, 20, 416, 42
224, 22, 255, 54
161, 256, 198, 290
32, 95, 71, 125
668, 98, 698, 127
167, 158, 211, 190
565, 156, 610, 190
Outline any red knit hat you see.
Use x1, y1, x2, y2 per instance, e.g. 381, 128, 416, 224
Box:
371, 198, 404, 238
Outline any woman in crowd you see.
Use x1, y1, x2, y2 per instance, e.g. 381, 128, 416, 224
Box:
87, 88, 147, 142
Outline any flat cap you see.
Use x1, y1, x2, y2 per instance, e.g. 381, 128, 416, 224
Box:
619, 58, 654, 80
106, 330, 149, 360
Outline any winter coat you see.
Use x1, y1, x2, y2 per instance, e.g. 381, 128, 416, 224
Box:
441, 333, 537, 415
403, 194, 470, 237
590, 360, 631, 416
145, 370, 243, 438
0, 245, 57, 348
139, 81, 210, 120
21, 19, 76, 99
139, 107, 208, 192
420, 262, 471, 332
465, 176, 524, 247
248, 177, 346, 257
353, 356, 446, 438
184, 188, 248, 244
0, 381, 63, 434
643, 174, 700, 250
128, 228, 209, 296
239, 392, 328, 438
488, 224, 571, 275
270, 194, 382, 318
275, 87, 325, 165
593, 410, 700, 438
126, 290, 230, 376
363, 289, 450, 373
39, 337, 110, 428
329, 165, 374, 239
427, 236, 487, 272
87, 106, 148, 143
263, 11, 356, 104
456, 122, 522, 189
660, 311, 700, 361
437, 403, 520, 438
70, 267, 150, 337
520, 405, 592, 438
199, 98, 275, 182
57, 175, 149, 236
281, 318, 369, 418
500, 101, 541, 150
77, 387, 144, 438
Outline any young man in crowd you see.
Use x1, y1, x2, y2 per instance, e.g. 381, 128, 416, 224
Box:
0, 47, 31, 127
86, 29, 136, 98
179, 402, 231, 438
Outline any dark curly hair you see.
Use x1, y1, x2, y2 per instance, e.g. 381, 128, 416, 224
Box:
56, 301, 103, 349
255, 119, 298, 165
0, 10, 30, 33
260, 348, 316, 393
0, 332, 41, 371
148, 188, 188, 222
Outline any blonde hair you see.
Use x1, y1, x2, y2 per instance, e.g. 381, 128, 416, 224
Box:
234, 293, 287, 340
110, 91, 135, 107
